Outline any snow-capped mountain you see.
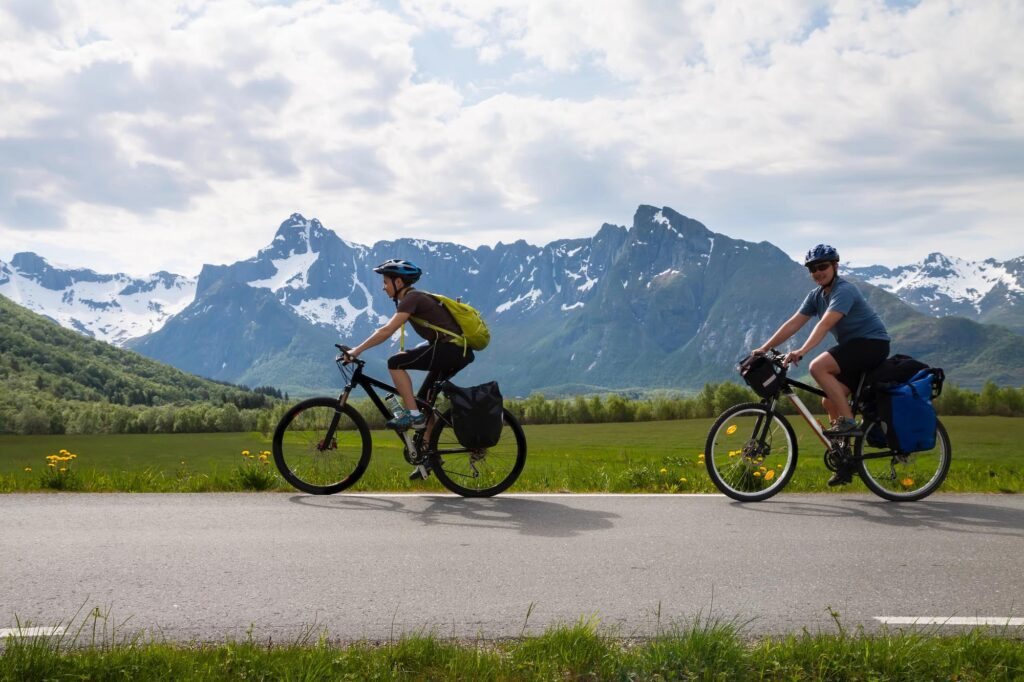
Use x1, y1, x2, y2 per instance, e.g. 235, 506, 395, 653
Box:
0, 252, 196, 345
846, 253, 1024, 333
4, 208, 1023, 394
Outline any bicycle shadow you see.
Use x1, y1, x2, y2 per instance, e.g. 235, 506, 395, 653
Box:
288, 494, 619, 538
730, 495, 1024, 539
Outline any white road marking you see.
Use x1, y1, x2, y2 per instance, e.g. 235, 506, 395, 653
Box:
875, 617, 1024, 626
334, 492, 724, 498
0, 626, 66, 638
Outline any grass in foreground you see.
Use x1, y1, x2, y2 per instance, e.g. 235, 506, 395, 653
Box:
0, 416, 1022, 493
3, 613, 1023, 681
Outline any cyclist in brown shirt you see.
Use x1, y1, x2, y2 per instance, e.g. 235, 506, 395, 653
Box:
347, 259, 474, 432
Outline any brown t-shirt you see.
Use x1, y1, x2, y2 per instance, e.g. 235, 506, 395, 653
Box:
396, 289, 462, 343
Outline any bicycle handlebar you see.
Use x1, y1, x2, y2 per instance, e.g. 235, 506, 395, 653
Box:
335, 343, 365, 367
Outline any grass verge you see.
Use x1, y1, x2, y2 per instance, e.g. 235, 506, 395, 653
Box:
3, 611, 1023, 681
1, 416, 1022, 493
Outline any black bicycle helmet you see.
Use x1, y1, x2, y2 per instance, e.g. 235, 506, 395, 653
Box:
804, 244, 840, 266
373, 259, 422, 283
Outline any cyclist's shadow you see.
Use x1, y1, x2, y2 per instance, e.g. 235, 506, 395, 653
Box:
732, 496, 1024, 539
290, 494, 619, 538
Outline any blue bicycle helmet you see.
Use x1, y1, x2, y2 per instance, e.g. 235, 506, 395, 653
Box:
373, 259, 422, 283
804, 244, 840, 266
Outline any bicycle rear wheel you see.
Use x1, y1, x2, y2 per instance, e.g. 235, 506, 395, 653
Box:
705, 402, 798, 502
856, 418, 951, 501
427, 408, 526, 497
272, 398, 371, 495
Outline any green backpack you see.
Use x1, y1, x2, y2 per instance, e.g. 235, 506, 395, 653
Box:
401, 293, 490, 354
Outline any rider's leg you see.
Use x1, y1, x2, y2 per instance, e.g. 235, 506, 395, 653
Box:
388, 368, 418, 410
810, 353, 853, 420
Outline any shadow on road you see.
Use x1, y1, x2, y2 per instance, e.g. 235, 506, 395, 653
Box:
287, 494, 619, 538
731, 496, 1024, 539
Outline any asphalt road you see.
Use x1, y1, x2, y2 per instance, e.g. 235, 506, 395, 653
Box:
2, 493, 1022, 643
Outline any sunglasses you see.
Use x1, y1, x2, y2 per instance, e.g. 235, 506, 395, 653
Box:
807, 262, 834, 273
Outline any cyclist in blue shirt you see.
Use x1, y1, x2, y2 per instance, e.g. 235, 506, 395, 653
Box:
754, 244, 890, 484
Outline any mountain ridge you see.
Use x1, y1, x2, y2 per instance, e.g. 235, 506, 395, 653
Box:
3, 206, 1023, 394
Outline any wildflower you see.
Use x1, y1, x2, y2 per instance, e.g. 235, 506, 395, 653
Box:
48, 463, 56, 468
759, 466, 767, 472
902, 478, 914, 487
777, 464, 783, 469
59, 467, 67, 473
659, 468, 668, 474
241, 450, 250, 457
753, 471, 762, 477
765, 470, 775, 481
726, 425, 737, 435
24, 467, 32, 472
679, 477, 687, 482
259, 453, 269, 462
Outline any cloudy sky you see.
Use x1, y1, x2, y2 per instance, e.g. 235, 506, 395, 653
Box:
1, 0, 1022, 276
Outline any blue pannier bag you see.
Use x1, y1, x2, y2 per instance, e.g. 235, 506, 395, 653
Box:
877, 368, 944, 453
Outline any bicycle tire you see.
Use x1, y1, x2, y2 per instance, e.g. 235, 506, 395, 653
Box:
272, 397, 372, 495
856, 418, 951, 502
427, 408, 527, 497
705, 402, 798, 502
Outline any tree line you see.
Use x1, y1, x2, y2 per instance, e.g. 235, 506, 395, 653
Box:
1, 380, 1022, 435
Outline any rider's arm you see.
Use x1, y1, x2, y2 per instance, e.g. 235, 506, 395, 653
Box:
789, 310, 844, 361
349, 312, 411, 357
756, 312, 811, 353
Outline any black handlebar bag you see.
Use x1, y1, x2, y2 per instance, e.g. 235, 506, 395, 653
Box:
441, 381, 504, 449
738, 354, 784, 399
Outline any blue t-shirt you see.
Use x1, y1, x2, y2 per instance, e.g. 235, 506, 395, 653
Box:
798, 277, 889, 345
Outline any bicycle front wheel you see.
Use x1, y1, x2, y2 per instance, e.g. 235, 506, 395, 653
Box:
705, 402, 798, 502
856, 418, 951, 501
427, 408, 527, 497
272, 398, 372, 495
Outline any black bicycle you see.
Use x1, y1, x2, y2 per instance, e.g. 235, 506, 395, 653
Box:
272, 345, 527, 497
705, 349, 951, 502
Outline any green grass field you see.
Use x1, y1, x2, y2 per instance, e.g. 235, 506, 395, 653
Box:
1, 416, 1021, 493
3, 612, 1023, 680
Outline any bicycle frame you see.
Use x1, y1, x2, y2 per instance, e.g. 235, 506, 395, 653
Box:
331, 351, 472, 461
758, 367, 899, 462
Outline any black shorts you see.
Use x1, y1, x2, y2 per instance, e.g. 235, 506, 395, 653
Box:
387, 342, 474, 399
827, 338, 890, 393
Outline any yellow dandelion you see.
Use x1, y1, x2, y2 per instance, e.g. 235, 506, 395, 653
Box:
659, 468, 668, 474
679, 477, 687, 482
259, 454, 269, 462
759, 466, 767, 472
69, 454, 77, 459
241, 450, 250, 456
60, 449, 69, 455
726, 425, 737, 435
777, 464, 783, 469
59, 467, 67, 472
48, 463, 56, 468
753, 471, 762, 477
698, 453, 705, 458
901, 478, 914, 487
24, 467, 32, 472
765, 470, 776, 481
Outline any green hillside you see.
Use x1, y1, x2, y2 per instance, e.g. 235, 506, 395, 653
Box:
0, 295, 276, 433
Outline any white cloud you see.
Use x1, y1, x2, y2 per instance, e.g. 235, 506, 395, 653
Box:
1, 0, 1022, 276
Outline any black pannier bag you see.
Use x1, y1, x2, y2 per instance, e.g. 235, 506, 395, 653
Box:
441, 381, 504, 449
738, 353, 784, 399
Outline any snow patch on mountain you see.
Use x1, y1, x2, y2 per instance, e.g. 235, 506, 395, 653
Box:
0, 257, 195, 345
849, 253, 1024, 313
